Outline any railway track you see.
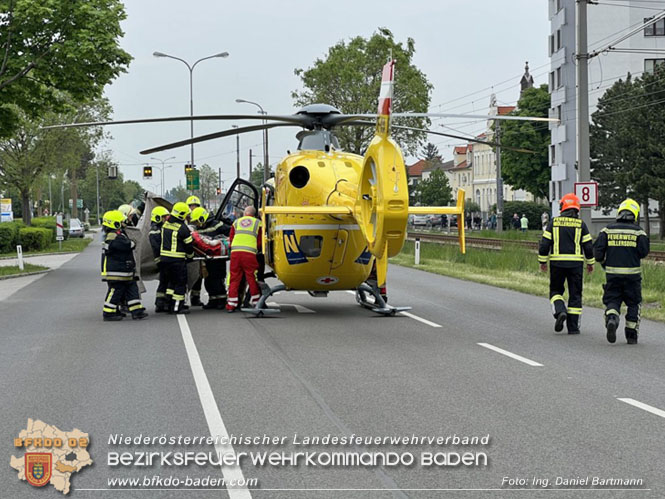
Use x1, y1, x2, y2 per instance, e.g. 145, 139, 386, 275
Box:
407, 231, 665, 262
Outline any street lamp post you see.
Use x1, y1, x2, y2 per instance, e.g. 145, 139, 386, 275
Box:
153, 51, 229, 174
150, 156, 176, 197
236, 99, 269, 182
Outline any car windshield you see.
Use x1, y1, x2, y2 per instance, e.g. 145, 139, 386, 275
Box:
70, 219, 82, 229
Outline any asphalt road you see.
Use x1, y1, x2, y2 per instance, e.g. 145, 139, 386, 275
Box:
2, 237, 664, 498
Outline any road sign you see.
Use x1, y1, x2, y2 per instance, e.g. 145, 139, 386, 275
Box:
574, 182, 598, 207
1, 198, 12, 222
186, 170, 200, 190
56, 214, 64, 241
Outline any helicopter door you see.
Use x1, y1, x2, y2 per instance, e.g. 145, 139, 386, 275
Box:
331, 229, 348, 269
214, 178, 259, 223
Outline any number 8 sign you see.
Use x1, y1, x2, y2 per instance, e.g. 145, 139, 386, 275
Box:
574, 182, 598, 207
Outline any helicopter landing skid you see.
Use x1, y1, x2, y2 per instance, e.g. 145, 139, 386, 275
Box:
240, 284, 286, 317
355, 283, 411, 316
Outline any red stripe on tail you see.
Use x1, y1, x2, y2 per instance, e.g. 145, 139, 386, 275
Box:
377, 60, 395, 116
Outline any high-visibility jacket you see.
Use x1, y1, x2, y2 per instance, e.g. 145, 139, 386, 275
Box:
538, 210, 595, 267
593, 221, 650, 276
198, 218, 231, 238
101, 230, 136, 281
160, 219, 194, 261
229, 216, 262, 254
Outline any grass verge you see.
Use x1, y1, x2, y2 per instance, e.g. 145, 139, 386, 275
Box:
0, 263, 49, 277
0, 237, 92, 257
392, 240, 665, 322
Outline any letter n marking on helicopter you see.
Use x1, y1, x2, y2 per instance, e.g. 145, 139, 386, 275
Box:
283, 230, 308, 264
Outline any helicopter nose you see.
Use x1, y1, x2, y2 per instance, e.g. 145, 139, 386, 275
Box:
289, 165, 310, 189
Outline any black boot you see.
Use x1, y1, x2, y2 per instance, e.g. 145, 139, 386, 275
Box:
132, 308, 149, 320
155, 298, 168, 313
567, 314, 580, 335
625, 328, 638, 345
203, 299, 222, 310
170, 301, 190, 315
103, 313, 123, 322
554, 312, 567, 332
190, 294, 203, 307
606, 315, 619, 344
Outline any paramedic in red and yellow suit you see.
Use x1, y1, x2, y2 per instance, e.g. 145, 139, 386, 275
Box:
226, 206, 262, 312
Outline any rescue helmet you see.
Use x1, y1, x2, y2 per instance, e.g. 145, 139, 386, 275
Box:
559, 193, 581, 212
617, 198, 640, 220
190, 206, 209, 225
118, 204, 134, 218
151, 206, 169, 223
186, 195, 201, 207
102, 210, 126, 230
171, 202, 190, 220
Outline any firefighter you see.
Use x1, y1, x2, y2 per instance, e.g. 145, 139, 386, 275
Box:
101, 210, 148, 321
186, 195, 204, 305
149, 206, 170, 312
538, 193, 595, 334
161, 202, 194, 314
226, 206, 262, 312
594, 198, 650, 344
191, 207, 231, 309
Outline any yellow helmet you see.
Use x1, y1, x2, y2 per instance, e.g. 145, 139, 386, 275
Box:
171, 202, 190, 220
190, 206, 209, 225
118, 204, 134, 218
102, 210, 126, 230
151, 206, 169, 223
618, 198, 640, 220
186, 195, 201, 207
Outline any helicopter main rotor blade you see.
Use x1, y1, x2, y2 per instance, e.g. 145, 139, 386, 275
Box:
391, 125, 536, 154
325, 112, 557, 126
140, 123, 299, 155
41, 114, 309, 130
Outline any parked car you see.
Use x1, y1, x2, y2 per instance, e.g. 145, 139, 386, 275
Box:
427, 214, 447, 228
409, 214, 430, 228
68, 218, 84, 238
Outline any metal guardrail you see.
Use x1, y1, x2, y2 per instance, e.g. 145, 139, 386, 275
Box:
407, 231, 665, 263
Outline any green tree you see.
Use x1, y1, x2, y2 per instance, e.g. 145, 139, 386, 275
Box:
499, 84, 550, 200
418, 169, 452, 206
421, 142, 441, 162
249, 162, 274, 188
164, 185, 188, 204
0, 0, 131, 137
198, 164, 219, 207
292, 28, 432, 155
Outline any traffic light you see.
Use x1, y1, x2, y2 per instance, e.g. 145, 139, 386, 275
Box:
185, 163, 195, 174
143, 165, 152, 178
216, 187, 222, 195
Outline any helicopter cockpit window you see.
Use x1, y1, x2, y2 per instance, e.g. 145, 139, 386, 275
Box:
299, 236, 323, 258
222, 183, 257, 222
297, 131, 341, 152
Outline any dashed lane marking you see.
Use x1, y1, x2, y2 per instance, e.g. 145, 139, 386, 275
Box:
344, 290, 442, 327
618, 398, 665, 419
177, 315, 252, 499
477, 343, 544, 367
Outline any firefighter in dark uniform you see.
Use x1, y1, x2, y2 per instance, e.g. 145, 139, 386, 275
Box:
101, 210, 148, 321
185, 196, 205, 306
161, 202, 194, 314
148, 206, 170, 313
538, 193, 595, 334
191, 207, 231, 309
594, 198, 650, 344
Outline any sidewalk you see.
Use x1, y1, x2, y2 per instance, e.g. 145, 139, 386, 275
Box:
0, 252, 80, 301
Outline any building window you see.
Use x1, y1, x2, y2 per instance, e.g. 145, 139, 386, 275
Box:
556, 29, 562, 51
644, 17, 665, 37
556, 67, 562, 88
549, 71, 555, 91
549, 35, 554, 56
556, 0, 562, 12
550, 144, 556, 165
645, 58, 665, 74
556, 105, 562, 121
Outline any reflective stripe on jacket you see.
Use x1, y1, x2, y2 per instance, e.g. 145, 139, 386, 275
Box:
160, 220, 194, 260
593, 222, 649, 276
538, 213, 595, 267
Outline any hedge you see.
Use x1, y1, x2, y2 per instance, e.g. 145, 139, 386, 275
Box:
30, 216, 58, 242
18, 227, 52, 251
502, 201, 550, 230
0, 222, 21, 253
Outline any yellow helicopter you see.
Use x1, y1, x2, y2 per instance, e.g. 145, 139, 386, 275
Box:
49, 60, 553, 316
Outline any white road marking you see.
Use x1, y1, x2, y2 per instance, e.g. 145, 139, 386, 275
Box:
177, 315, 252, 499
477, 343, 544, 367
344, 290, 441, 327
618, 398, 665, 419
294, 291, 309, 295
266, 302, 316, 313
399, 311, 442, 328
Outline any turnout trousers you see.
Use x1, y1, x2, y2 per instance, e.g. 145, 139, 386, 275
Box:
155, 262, 169, 306
163, 259, 188, 312
550, 264, 583, 332
103, 281, 144, 318
603, 275, 642, 335
204, 259, 227, 303
227, 251, 261, 310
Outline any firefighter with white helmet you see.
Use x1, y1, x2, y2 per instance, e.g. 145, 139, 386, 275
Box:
594, 198, 650, 344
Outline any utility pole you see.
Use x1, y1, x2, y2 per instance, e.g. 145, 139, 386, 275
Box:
495, 121, 504, 233
234, 126, 240, 179
576, 0, 592, 228
264, 127, 269, 182
249, 149, 253, 180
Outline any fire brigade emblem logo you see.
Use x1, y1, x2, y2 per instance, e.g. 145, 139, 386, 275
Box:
240, 218, 252, 228
25, 453, 52, 487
